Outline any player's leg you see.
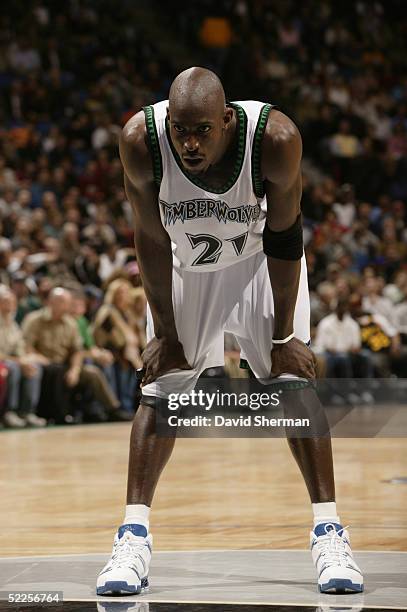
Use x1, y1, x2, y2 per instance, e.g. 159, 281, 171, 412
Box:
96, 266, 225, 596
125, 263, 226, 509
232, 252, 363, 594
95, 401, 182, 597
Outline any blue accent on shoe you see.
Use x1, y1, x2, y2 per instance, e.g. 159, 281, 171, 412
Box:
319, 578, 364, 593
313, 522, 343, 537
96, 581, 140, 595
118, 524, 148, 539
145, 540, 152, 554
97, 603, 137, 612
96, 577, 149, 596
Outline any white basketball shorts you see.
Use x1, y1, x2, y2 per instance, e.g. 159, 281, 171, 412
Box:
142, 250, 310, 399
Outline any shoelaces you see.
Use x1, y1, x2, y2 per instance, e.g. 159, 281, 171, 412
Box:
111, 533, 147, 569
316, 523, 350, 567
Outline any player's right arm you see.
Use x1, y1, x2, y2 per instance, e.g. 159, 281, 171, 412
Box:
120, 112, 191, 385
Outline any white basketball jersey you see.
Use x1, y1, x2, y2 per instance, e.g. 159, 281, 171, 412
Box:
143, 100, 273, 271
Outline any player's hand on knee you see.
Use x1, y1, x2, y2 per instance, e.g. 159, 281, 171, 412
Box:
270, 338, 317, 381
141, 336, 191, 386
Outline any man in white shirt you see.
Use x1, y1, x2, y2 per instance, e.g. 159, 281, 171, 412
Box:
362, 277, 394, 324
315, 298, 372, 378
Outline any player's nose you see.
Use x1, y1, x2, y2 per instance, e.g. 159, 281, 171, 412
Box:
184, 136, 199, 153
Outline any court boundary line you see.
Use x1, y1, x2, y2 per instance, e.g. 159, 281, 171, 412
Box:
61, 598, 406, 609
1, 548, 407, 561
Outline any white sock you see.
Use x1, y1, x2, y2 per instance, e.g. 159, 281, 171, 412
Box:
312, 502, 340, 526
123, 504, 150, 531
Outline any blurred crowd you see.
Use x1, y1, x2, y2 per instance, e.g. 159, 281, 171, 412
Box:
0, 0, 406, 426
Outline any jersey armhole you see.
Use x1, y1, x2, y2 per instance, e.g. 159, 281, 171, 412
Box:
251, 103, 273, 198
143, 105, 163, 188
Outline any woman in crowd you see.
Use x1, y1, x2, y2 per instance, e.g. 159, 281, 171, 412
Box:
93, 279, 143, 413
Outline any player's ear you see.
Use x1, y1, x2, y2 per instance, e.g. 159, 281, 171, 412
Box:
223, 107, 234, 129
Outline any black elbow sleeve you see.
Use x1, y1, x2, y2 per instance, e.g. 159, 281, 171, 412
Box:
262, 213, 303, 260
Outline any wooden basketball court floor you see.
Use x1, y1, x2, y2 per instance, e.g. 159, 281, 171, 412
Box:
0, 422, 406, 610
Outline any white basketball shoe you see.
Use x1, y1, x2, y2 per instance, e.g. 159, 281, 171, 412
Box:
311, 522, 364, 593
96, 524, 152, 596
97, 603, 150, 612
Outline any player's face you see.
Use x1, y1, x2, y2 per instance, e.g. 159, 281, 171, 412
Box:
167, 106, 229, 175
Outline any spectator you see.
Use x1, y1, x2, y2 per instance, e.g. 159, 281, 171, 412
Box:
224, 332, 248, 379
125, 261, 142, 288
395, 301, 407, 337
383, 271, 407, 305
362, 277, 394, 323
22, 287, 121, 423
0, 286, 45, 428
349, 293, 402, 377
8, 38, 42, 73
130, 287, 148, 351
314, 297, 372, 379
387, 122, 407, 160
0, 238, 13, 286
330, 120, 362, 159
332, 184, 356, 228
98, 243, 131, 283
73, 243, 103, 288
93, 279, 142, 414
11, 272, 42, 324
60, 223, 81, 268
0, 361, 8, 417
70, 290, 132, 422
342, 222, 380, 272
310, 281, 337, 326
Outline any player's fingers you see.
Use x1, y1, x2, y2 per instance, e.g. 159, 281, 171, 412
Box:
142, 364, 155, 387
288, 366, 313, 380
142, 374, 157, 387
301, 362, 315, 379
307, 369, 316, 381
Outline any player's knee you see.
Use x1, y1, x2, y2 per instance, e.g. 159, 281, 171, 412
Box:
279, 384, 330, 436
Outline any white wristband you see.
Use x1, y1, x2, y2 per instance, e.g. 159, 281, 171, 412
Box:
272, 332, 295, 345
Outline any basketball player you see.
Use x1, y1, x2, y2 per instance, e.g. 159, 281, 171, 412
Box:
96, 68, 363, 595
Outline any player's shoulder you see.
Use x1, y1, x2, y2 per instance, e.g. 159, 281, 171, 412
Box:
120, 110, 153, 182
121, 110, 149, 156
263, 108, 301, 150
261, 108, 302, 181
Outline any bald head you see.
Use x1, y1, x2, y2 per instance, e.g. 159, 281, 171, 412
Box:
167, 67, 234, 175
169, 67, 226, 115
49, 287, 71, 301
48, 287, 72, 320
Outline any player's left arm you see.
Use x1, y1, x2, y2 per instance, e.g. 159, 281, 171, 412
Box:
262, 109, 316, 380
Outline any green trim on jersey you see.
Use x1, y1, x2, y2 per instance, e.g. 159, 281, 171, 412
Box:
251, 103, 273, 198
239, 358, 251, 371
143, 105, 163, 187
165, 103, 248, 195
